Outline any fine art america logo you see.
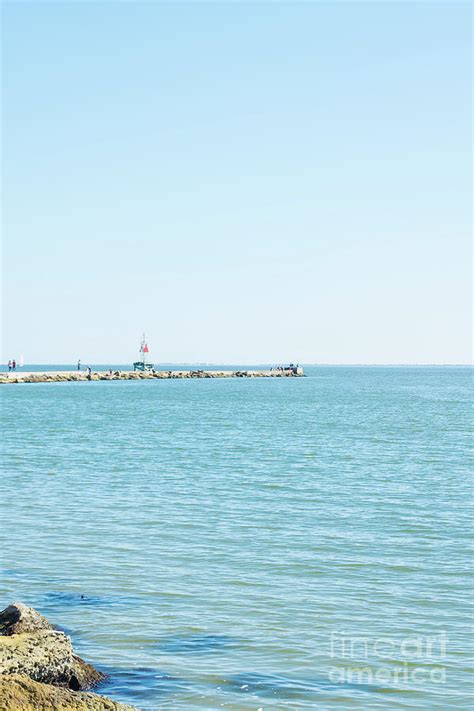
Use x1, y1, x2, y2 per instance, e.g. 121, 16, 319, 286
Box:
329, 631, 448, 686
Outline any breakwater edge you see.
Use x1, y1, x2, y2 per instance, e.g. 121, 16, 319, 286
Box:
0, 367, 304, 384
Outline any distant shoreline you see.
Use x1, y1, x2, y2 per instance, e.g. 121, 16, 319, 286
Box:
0, 363, 471, 373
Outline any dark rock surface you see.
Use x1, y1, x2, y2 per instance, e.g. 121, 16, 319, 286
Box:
0, 674, 135, 710
0, 602, 53, 636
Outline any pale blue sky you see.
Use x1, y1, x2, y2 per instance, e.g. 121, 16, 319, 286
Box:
2, 1, 472, 364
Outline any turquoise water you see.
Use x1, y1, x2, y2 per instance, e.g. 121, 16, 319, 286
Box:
1, 367, 472, 709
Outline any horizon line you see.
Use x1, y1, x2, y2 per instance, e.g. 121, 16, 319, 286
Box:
5, 362, 473, 368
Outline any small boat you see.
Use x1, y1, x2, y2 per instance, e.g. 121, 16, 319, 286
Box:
271, 363, 304, 376
133, 334, 154, 371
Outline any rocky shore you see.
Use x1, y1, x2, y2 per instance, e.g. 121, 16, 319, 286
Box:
0, 368, 304, 384
0, 602, 134, 710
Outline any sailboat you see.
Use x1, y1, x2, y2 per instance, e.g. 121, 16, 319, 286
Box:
19, 354, 24, 368
133, 334, 153, 371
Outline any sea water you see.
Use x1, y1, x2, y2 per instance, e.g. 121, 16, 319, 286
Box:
1, 367, 472, 709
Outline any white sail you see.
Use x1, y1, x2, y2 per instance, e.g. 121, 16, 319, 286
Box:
19, 354, 24, 368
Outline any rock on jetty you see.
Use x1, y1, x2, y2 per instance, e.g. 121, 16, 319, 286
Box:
0, 602, 134, 710
0, 367, 304, 384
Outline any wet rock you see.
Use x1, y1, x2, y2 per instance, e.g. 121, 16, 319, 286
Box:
0, 674, 135, 710
0, 603, 104, 690
0, 629, 104, 689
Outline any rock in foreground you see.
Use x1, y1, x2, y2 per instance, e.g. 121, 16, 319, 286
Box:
0, 602, 102, 689
0, 629, 102, 689
0, 674, 135, 710
0, 602, 53, 636
0, 602, 135, 710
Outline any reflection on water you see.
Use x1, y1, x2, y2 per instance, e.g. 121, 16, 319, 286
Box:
157, 634, 235, 654
36, 591, 143, 609
98, 665, 189, 704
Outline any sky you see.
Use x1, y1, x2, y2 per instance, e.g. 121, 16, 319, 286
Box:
1, 0, 472, 364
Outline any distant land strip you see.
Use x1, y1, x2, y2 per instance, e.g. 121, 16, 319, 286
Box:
0, 368, 304, 384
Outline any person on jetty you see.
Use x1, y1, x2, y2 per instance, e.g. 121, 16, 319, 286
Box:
77, 359, 81, 371
8, 360, 12, 372
12, 359, 16, 371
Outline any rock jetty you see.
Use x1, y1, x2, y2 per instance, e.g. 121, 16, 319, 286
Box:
0, 602, 134, 710
0, 367, 304, 384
